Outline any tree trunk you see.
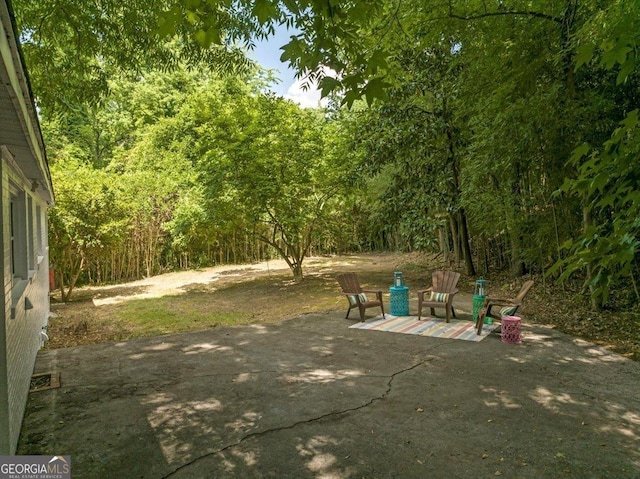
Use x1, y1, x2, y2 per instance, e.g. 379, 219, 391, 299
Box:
439, 227, 449, 262
507, 164, 526, 277
459, 208, 476, 276
292, 262, 303, 283
509, 230, 526, 277
58, 270, 67, 302
449, 215, 460, 264
583, 206, 602, 310
60, 252, 84, 302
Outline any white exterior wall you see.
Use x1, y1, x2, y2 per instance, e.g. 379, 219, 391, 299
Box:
0, 160, 6, 453
0, 0, 53, 455
0, 151, 50, 454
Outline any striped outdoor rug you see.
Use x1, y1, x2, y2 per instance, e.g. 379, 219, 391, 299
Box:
349, 314, 499, 342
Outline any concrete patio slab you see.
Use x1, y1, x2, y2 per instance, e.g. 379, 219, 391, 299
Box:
17, 302, 640, 478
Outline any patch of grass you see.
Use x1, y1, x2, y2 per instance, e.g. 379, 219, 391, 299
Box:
47, 253, 639, 361
114, 296, 250, 338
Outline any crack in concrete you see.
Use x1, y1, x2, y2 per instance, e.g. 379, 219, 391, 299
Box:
58, 366, 388, 394
161, 358, 431, 478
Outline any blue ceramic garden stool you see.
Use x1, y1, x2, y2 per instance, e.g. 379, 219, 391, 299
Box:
389, 285, 409, 316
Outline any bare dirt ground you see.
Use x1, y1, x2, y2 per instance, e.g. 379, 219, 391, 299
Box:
47, 252, 639, 361
48, 253, 412, 348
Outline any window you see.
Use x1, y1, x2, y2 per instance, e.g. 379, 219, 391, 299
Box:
36, 204, 43, 253
27, 195, 35, 270
10, 183, 27, 283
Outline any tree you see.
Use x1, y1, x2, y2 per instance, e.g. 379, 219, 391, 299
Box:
12, 0, 254, 111
341, 45, 477, 273
550, 1, 640, 307
43, 67, 213, 291
192, 87, 339, 282
47, 151, 126, 300
17, 0, 640, 309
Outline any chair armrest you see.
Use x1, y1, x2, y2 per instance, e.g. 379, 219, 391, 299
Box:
445, 289, 459, 304
362, 289, 383, 302
417, 287, 433, 293
487, 297, 515, 305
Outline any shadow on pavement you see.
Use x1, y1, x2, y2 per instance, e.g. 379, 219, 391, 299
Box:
18, 302, 640, 479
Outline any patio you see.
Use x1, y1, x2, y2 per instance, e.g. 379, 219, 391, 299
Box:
17, 299, 640, 478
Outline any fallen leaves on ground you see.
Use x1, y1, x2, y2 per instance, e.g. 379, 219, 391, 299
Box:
47, 252, 640, 362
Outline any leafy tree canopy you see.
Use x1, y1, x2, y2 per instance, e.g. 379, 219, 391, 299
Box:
12, 0, 256, 111
14, 0, 640, 309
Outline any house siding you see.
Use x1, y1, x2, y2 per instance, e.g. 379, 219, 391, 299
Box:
1, 0, 53, 454
1, 153, 50, 454
0, 161, 6, 454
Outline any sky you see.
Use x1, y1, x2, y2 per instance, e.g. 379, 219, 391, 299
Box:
246, 26, 325, 108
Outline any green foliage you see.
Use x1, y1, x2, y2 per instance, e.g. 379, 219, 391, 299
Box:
12, 0, 253, 112
43, 67, 213, 294
573, 1, 639, 85
192, 88, 342, 281
41, 57, 357, 290
548, 2, 640, 306
552, 110, 640, 304
17, 0, 640, 310
48, 150, 127, 299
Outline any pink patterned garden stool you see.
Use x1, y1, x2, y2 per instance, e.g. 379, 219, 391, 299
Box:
501, 316, 522, 344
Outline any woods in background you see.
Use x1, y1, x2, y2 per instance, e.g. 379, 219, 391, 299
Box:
11, 0, 639, 308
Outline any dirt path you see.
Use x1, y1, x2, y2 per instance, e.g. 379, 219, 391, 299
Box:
47, 252, 640, 361
48, 253, 417, 349
64, 254, 409, 306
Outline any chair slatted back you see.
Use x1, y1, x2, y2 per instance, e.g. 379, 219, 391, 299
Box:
514, 280, 535, 305
337, 273, 362, 295
432, 270, 461, 293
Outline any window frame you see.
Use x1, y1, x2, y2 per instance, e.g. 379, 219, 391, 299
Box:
9, 181, 27, 284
